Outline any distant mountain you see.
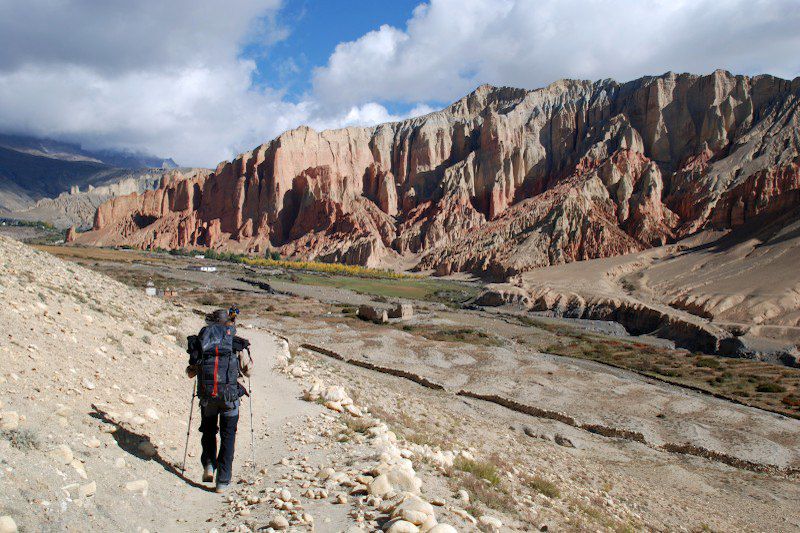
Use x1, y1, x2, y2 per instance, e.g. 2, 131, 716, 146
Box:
0, 133, 177, 169
0, 133, 177, 212
78, 71, 800, 280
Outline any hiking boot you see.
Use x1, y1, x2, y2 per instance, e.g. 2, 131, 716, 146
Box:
215, 482, 230, 493
202, 465, 215, 483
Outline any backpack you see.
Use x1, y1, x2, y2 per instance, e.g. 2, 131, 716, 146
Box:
194, 323, 240, 403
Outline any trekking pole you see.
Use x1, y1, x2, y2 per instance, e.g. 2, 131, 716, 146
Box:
247, 347, 256, 474
181, 379, 197, 475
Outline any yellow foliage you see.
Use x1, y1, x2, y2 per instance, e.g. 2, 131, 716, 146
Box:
239, 255, 416, 279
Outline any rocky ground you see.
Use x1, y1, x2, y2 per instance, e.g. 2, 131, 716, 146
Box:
2, 236, 799, 532
0, 236, 471, 532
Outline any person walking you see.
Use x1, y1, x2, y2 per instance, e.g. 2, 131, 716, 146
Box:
186, 307, 252, 493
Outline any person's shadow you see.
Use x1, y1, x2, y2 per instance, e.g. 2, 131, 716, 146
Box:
90, 404, 213, 492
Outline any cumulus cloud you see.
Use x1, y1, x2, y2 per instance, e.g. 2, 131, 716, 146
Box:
313, 0, 800, 107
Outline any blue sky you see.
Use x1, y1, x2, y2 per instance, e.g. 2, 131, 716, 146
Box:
247, 1, 422, 105
0, 0, 798, 166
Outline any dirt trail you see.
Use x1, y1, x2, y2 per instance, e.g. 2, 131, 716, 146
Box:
156, 327, 354, 532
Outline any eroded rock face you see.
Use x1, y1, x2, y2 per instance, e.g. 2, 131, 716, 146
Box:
76, 71, 800, 279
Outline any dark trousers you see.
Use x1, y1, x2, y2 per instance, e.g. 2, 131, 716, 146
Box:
199, 404, 239, 483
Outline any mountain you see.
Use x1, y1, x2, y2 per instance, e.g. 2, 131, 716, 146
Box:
13, 169, 210, 229
75, 71, 800, 279
0, 133, 177, 213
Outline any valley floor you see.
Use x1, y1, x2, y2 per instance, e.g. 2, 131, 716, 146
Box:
3, 238, 799, 532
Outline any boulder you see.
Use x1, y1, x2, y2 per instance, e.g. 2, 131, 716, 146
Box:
0, 516, 17, 533
478, 516, 503, 532
358, 305, 388, 324
387, 303, 413, 320
390, 494, 435, 525
385, 520, 420, 533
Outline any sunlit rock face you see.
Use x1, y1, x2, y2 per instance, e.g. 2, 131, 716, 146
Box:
79, 71, 800, 279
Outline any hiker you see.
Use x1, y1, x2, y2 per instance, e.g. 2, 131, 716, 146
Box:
186, 306, 252, 492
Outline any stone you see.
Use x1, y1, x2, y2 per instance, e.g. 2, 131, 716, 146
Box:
387, 303, 413, 320
0, 412, 19, 431
85, 437, 101, 449
79, 481, 97, 498
391, 494, 435, 526
82, 379, 95, 390
125, 479, 149, 493
322, 386, 347, 403
427, 526, 458, 533
71, 460, 88, 479
49, 444, 73, 464
385, 520, 420, 533
554, 434, 575, 448
323, 401, 344, 413
358, 305, 388, 324
369, 474, 392, 497
0, 516, 17, 533
269, 516, 289, 530
144, 408, 159, 421
478, 515, 503, 532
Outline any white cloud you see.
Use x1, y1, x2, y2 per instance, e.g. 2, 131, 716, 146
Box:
0, 0, 798, 168
0, 0, 301, 167
313, 0, 800, 107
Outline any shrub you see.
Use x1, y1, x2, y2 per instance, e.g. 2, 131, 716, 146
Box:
525, 475, 560, 498
1, 428, 41, 450
453, 457, 501, 485
695, 357, 722, 369
756, 382, 786, 393
781, 394, 800, 407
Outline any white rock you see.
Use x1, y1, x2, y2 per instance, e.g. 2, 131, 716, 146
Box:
82, 379, 95, 390
386, 469, 422, 494
419, 515, 438, 532
79, 481, 97, 498
125, 479, 149, 493
144, 408, 159, 421
0, 516, 17, 533
369, 474, 392, 497
71, 459, 88, 479
84, 437, 101, 449
0, 411, 19, 430
49, 444, 73, 464
386, 520, 420, 533
344, 404, 363, 417
478, 515, 503, 532
322, 386, 347, 403
427, 525, 458, 533
391, 494, 435, 526
324, 401, 344, 413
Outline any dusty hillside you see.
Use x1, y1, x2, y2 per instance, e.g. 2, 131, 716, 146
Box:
76, 71, 800, 279
0, 236, 468, 532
